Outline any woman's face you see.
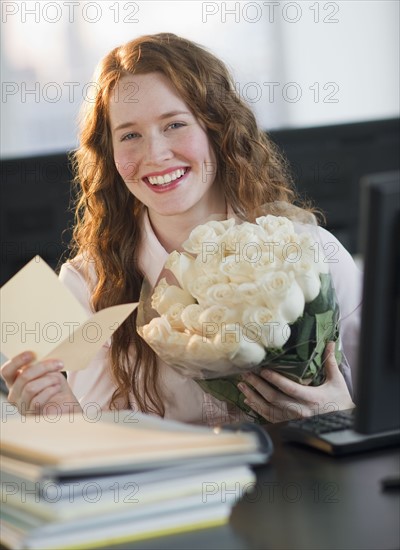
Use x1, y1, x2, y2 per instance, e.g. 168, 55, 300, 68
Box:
109, 72, 225, 220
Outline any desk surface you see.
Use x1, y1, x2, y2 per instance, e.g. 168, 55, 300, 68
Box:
121, 425, 400, 550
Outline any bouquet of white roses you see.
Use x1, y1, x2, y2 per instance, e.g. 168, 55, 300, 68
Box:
137, 204, 341, 421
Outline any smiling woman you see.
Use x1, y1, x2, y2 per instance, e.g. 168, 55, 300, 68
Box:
1, 33, 361, 426
109, 72, 224, 236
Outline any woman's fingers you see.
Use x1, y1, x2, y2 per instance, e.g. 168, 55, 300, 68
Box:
10, 359, 64, 395
238, 339, 355, 422
237, 381, 275, 421
238, 380, 306, 423
1, 353, 81, 416
9, 370, 64, 410
2, 354, 65, 413
21, 382, 63, 415
323, 341, 341, 381
241, 372, 283, 404
1, 351, 36, 387
238, 373, 309, 422
13, 371, 62, 404
259, 369, 308, 401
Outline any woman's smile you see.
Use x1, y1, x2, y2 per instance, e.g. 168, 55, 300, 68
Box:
109, 72, 225, 218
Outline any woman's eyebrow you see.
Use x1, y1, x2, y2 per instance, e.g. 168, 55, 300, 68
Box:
159, 110, 191, 120
113, 111, 191, 133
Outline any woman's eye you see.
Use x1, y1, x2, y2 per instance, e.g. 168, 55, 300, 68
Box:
121, 132, 139, 141
167, 122, 186, 130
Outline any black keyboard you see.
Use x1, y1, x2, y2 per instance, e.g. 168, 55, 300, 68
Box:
280, 409, 400, 456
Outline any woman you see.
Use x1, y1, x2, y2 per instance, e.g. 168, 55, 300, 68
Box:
1, 33, 361, 424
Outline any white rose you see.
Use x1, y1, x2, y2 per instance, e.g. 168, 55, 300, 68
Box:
213, 324, 266, 369
151, 278, 169, 311
275, 229, 298, 248
167, 330, 191, 347
164, 331, 192, 363
188, 274, 229, 303
219, 254, 254, 283
165, 251, 197, 292
182, 223, 222, 255
262, 318, 291, 349
186, 334, 226, 367
256, 215, 294, 236
291, 260, 322, 302
242, 306, 290, 349
164, 303, 186, 331
259, 270, 305, 324
222, 222, 264, 261
205, 218, 236, 235
141, 319, 198, 374
194, 247, 224, 277
296, 229, 330, 275
252, 248, 283, 275
205, 282, 238, 306
154, 331, 194, 372
277, 235, 303, 266
156, 284, 196, 315
164, 250, 181, 277
260, 231, 302, 268
199, 306, 235, 336
234, 282, 260, 306
181, 303, 204, 334
180, 334, 233, 376
140, 317, 172, 348
241, 305, 275, 343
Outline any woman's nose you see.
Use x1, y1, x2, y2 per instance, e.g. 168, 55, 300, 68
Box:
144, 134, 173, 165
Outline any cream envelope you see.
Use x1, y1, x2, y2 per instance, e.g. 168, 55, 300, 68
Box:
0, 256, 137, 371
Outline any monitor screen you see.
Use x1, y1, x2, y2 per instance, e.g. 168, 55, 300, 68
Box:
355, 170, 400, 434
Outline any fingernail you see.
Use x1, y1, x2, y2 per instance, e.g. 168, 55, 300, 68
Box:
238, 382, 246, 392
22, 351, 34, 361
51, 361, 64, 370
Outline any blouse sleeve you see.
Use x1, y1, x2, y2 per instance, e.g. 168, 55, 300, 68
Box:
317, 227, 363, 397
58, 261, 123, 411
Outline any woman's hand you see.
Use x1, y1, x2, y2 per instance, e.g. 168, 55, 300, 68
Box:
1, 351, 82, 416
238, 342, 355, 423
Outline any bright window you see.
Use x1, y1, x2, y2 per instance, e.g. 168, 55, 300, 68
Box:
1, 1, 399, 158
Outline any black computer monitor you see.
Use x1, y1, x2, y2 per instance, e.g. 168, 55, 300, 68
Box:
355, 170, 400, 434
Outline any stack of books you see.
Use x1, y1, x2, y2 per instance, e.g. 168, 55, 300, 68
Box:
0, 410, 272, 549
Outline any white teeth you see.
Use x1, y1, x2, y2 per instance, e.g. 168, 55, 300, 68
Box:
148, 168, 187, 185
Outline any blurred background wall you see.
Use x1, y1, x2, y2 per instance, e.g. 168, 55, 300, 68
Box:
1, 0, 399, 158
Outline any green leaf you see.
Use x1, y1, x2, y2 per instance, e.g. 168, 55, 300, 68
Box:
316, 310, 334, 342
196, 376, 241, 407
306, 274, 335, 315
195, 377, 266, 423
295, 312, 315, 361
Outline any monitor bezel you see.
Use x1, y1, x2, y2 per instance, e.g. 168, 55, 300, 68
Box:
355, 170, 400, 434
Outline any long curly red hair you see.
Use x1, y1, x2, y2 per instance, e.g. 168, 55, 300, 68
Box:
69, 33, 302, 415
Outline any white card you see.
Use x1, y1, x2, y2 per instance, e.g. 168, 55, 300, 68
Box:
0, 256, 137, 371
